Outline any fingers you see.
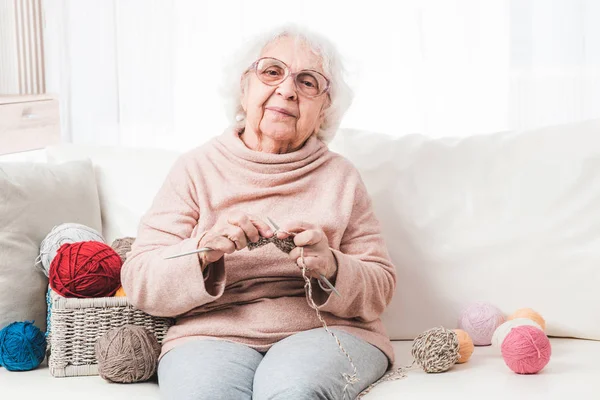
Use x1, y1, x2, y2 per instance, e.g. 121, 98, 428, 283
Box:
289, 247, 324, 270
292, 229, 324, 247
276, 221, 318, 239
222, 225, 248, 250
227, 213, 273, 242
289, 245, 320, 260
248, 214, 273, 238
201, 235, 236, 263
295, 255, 324, 279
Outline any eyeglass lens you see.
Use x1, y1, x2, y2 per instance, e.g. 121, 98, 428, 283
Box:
255, 58, 328, 97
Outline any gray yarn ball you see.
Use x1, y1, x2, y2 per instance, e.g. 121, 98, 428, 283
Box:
36, 223, 105, 276
110, 237, 136, 262
411, 327, 460, 373
95, 325, 161, 384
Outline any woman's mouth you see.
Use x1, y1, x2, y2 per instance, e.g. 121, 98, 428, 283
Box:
266, 107, 297, 118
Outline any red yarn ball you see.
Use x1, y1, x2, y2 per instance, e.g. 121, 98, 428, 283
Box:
49, 241, 122, 298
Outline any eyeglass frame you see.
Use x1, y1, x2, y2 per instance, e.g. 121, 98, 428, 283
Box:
247, 57, 331, 98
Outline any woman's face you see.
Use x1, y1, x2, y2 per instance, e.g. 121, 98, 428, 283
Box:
241, 37, 330, 151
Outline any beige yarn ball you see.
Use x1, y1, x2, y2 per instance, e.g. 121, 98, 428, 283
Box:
412, 327, 459, 373
110, 237, 136, 263
453, 329, 474, 364
508, 308, 546, 332
95, 325, 161, 383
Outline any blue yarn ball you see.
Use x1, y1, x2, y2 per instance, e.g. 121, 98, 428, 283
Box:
0, 321, 46, 371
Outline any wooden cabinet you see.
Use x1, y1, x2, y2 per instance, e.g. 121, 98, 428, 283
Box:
0, 95, 60, 155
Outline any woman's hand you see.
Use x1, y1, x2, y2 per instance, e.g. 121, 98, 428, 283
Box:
276, 221, 338, 281
199, 212, 273, 266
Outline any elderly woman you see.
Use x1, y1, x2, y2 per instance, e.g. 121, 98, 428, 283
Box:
121, 26, 396, 400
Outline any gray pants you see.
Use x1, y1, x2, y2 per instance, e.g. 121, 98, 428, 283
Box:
158, 327, 389, 400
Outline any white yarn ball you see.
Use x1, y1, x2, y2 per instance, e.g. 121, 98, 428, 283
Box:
491, 318, 543, 349
36, 223, 105, 276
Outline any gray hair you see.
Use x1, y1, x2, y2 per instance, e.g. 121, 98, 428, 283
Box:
222, 25, 353, 144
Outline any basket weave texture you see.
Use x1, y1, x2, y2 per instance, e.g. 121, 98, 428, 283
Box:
47, 288, 173, 377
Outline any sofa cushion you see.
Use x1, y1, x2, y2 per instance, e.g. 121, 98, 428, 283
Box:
330, 119, 600, 341
46, 144, 180, 244
1, 338, 598, 399
44, 119, 600, 342
0, 160, 102, 332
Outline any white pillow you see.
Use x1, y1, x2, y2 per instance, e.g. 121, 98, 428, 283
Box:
0, 160, 102, 331
46, 144, 181, 244
332, 119, 600, 341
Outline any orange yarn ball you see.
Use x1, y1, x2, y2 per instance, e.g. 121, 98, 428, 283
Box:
115, 286, 127, 297
508, 308, 546, 332
453, 329, 474, 364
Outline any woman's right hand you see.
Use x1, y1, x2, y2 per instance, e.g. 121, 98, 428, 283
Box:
198, 212, 273, 266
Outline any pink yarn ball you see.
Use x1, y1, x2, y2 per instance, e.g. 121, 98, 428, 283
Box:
501, 325, 551, 374
458, 301, 505, 346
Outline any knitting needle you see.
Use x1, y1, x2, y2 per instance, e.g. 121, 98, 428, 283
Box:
163, 247, 213, 259
267, 217, 341, 298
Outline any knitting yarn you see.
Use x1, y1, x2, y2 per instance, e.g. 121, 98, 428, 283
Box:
37, 223, 105, 277
0, 321, 46, 371
111, 237, 136, 263
492, 318, 542, 349
247, 235, 296, 253
501, 325, 551, 374
508, 308, 546, 332
458, 301, 505, 346
453, 329, 474, 364
411, 327, 459, 373
49, 241, 122, 298
95, 325, 161, 383
115, 286, 127, 297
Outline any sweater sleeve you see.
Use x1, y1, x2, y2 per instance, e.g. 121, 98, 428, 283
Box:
309, 176, 397, 323
121, 153, 226, 318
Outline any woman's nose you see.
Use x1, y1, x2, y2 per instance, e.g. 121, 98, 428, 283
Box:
275, 75, 297, 101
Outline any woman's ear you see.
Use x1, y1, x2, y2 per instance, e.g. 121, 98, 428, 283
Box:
240, 73, 249, 112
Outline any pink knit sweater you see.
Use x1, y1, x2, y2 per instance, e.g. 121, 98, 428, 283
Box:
121, 128, 397, 365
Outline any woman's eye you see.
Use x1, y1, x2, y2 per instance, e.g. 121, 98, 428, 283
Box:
301, 80, 316, 88
263, 68, 283, 77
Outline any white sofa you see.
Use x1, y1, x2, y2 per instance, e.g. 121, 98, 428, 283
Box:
3, 120, 600, 399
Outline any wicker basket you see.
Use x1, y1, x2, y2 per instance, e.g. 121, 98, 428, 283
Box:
47, 288, 174, 377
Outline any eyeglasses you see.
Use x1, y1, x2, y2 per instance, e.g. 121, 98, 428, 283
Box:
249, 57, 330, 98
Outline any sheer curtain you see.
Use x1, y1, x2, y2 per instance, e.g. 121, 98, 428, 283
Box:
41, 0, 600, 150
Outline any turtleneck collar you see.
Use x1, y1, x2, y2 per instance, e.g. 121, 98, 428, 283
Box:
213, 127, 329, 174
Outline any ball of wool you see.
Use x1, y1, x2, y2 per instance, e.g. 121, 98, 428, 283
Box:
95, 325, 161, 383
452, 329, 474, 364
458, 301, 505, 346
492, 318, 543, 349
115, 286, 127, 297
411, 327, 459, 373
0, 321, 46, 371
508, 308, 546, 332
49, 241, 122, 298
37, 223, 105, 277
111, 237, 136, 263
501, 325, 551, 374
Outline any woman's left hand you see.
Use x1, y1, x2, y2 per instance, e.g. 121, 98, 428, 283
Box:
276, 221, 338, 281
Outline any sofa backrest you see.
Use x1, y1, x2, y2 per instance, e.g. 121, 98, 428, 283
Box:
47, 118, 600, 341
46, 144, 180, 243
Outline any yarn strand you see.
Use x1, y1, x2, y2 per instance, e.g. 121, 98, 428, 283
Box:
299, 247, 359, 400
264, 229, 406, 397
356, 364, 414, 398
